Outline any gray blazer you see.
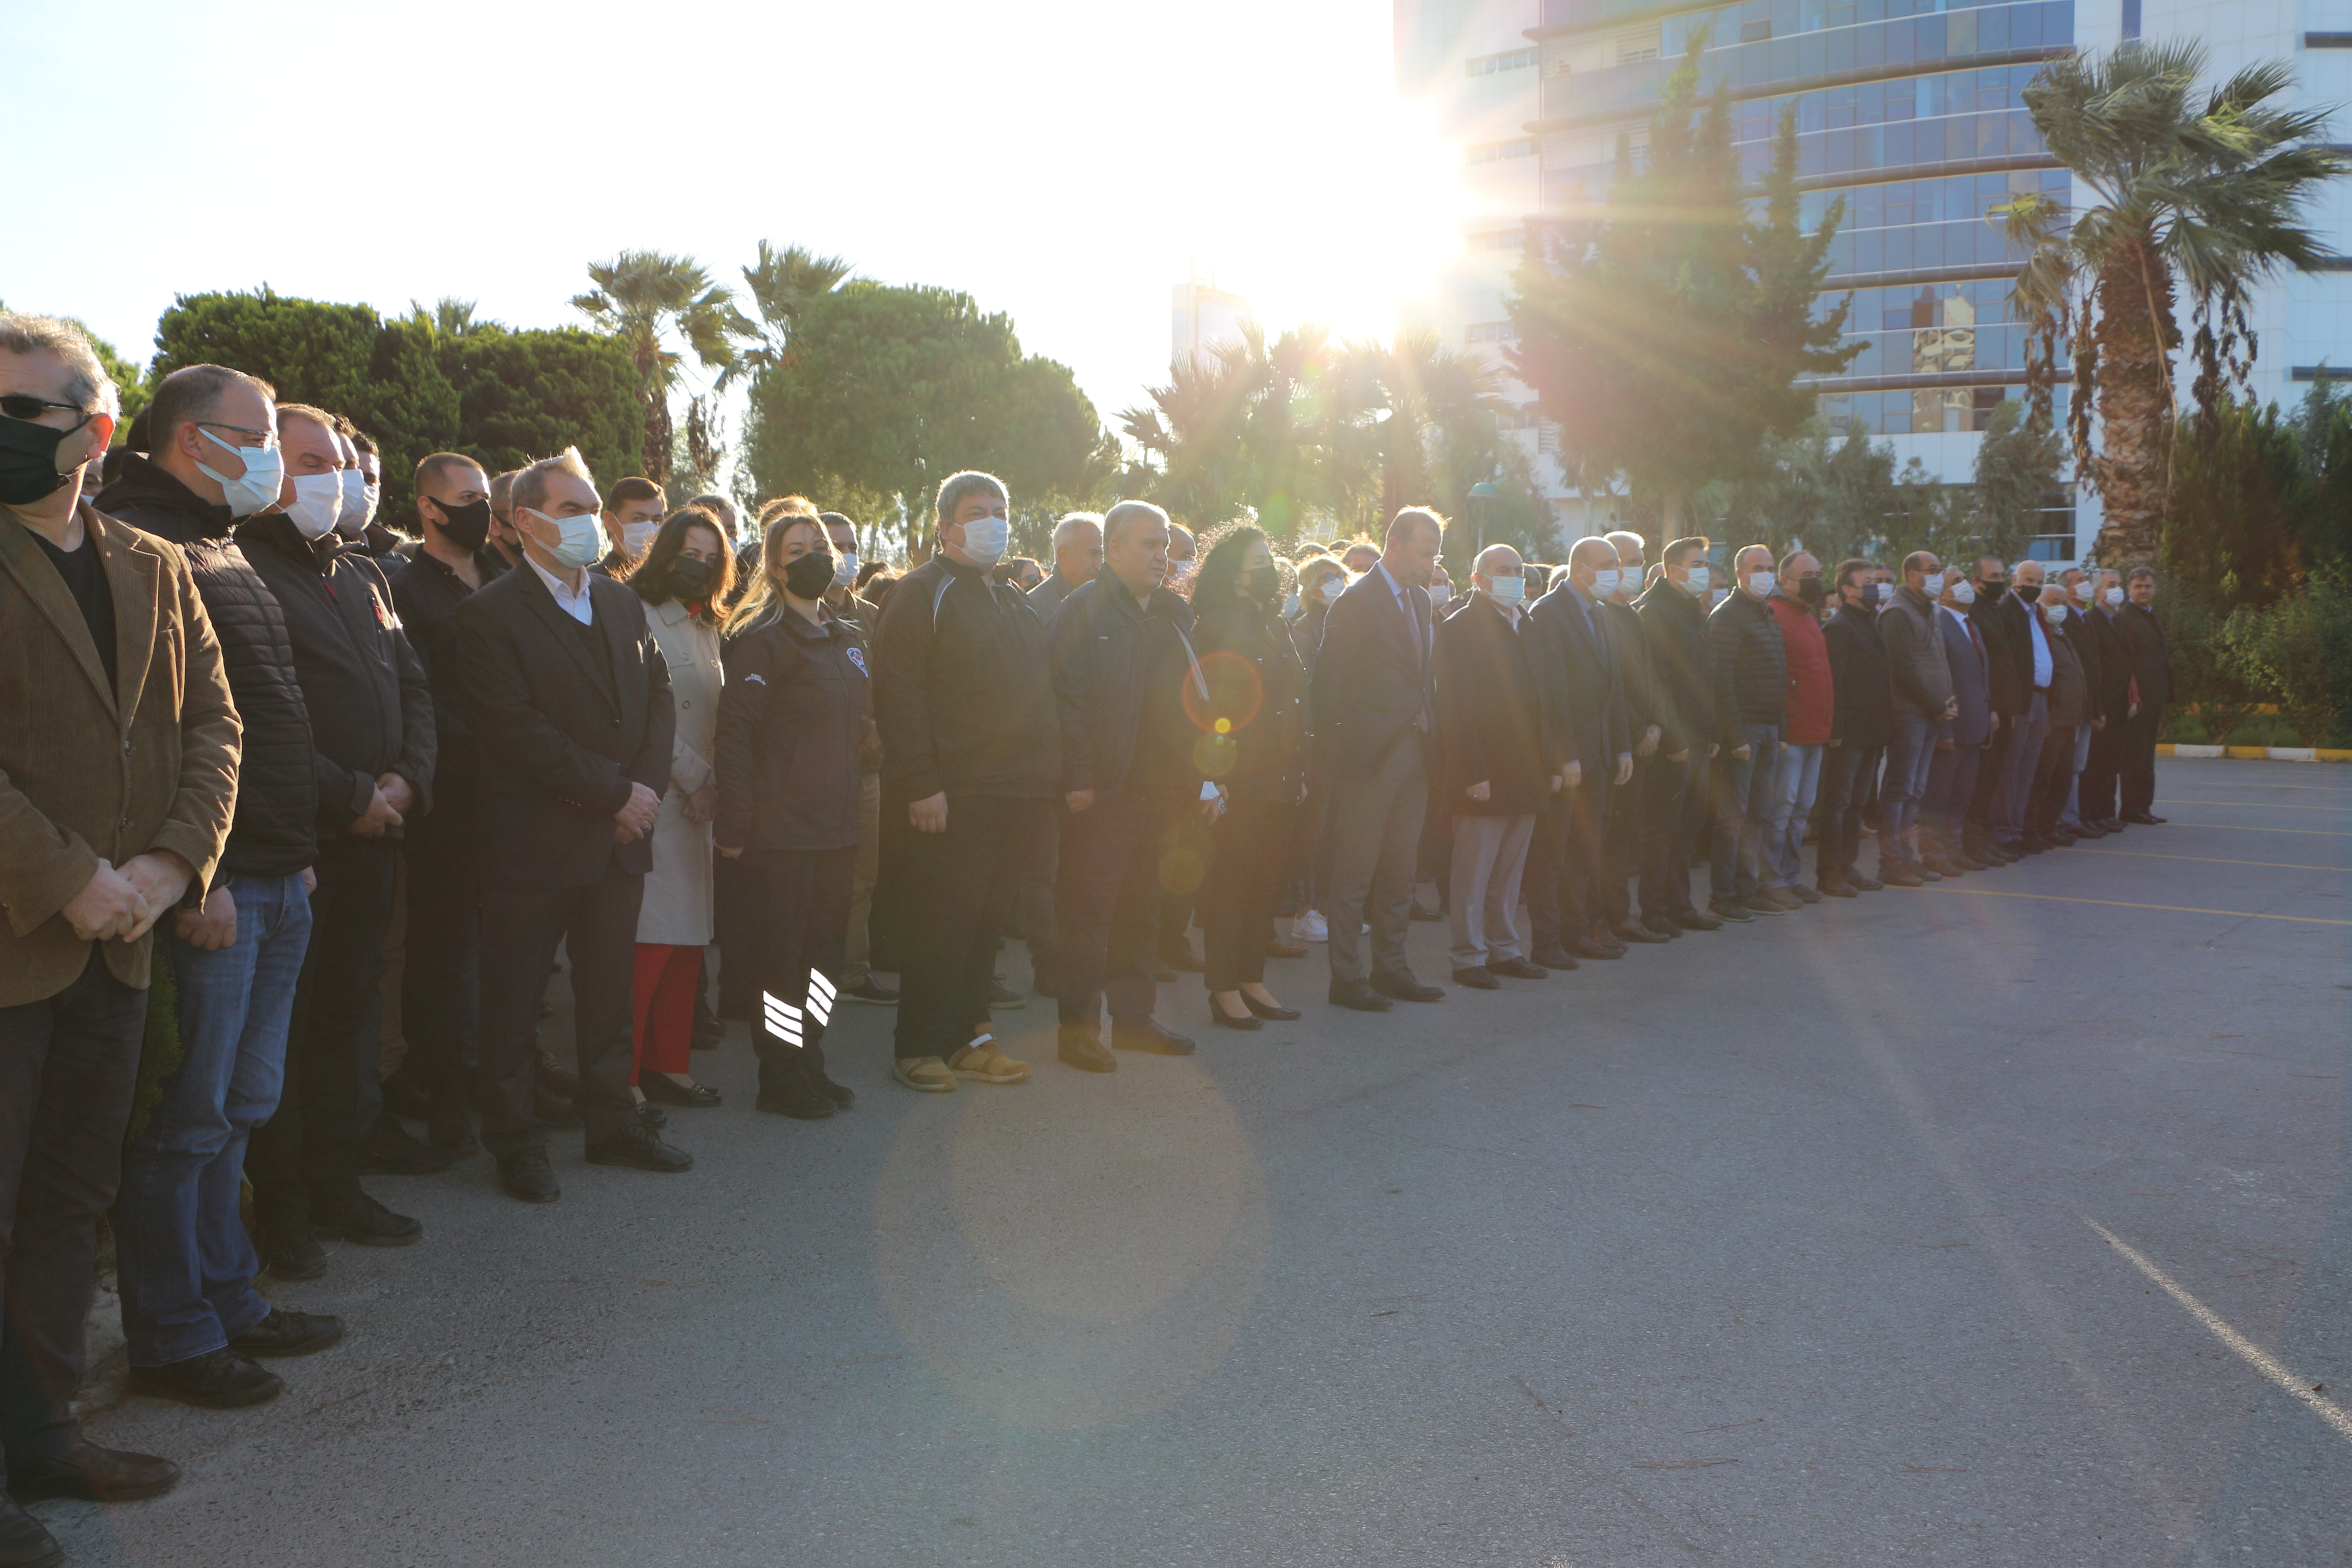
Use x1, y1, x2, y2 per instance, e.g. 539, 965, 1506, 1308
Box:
1934, 605, 1992, 748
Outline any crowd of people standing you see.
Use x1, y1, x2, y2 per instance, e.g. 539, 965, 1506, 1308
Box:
0, 312, 2177, 1568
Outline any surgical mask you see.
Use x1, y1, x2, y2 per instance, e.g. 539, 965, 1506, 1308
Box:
1590, 568, 1622, 598
524, 505, 605, 571
428, 496, 492, 552
0, 412, 82, 505
2071, 578, 2093, 601
1281, 592, 1300, 618
1487, 575, 1525, 607
1708, 588, 1728, 608
621, 519, 661, 555
956, 514, 1009, 566
1682, 564, 1710, 596
1429, 582, 1451, 608
2103, 586, 2124, 608
1920, 571, 1945, 596
335, 470, 377, 537
1746, 570, 1775, 597
285, 472, 345, 540
196, 427, 285, 519
1319, 577, 1344, 605
2045, 603, 2068, 623
1949, 578, 1976, 606
833, 550, 858, 589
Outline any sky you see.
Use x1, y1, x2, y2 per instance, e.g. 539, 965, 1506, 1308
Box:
5, 0, 1469, 432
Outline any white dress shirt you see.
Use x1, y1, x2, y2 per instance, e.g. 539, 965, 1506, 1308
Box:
528, 553, 596, 626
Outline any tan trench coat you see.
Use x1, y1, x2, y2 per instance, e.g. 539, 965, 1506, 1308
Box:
636, 596, 721, 946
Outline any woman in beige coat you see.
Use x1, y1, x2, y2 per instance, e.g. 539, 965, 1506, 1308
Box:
627, 506, 733, 1110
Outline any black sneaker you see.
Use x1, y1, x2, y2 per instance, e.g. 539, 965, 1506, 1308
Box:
0, 1495, 61, 1568
261, 1232, 327, 1282
127, 1348, 283, 1409
585, 1123, 694, 1173
6, 1441, 180, 1504
499, 1149, 560, 1203
313, 1194, 421, 1247
985, 975, 1024, 1009
841, 978, 899, 1005
357, 1118, 456, 1176
228, 1308, 344, 1357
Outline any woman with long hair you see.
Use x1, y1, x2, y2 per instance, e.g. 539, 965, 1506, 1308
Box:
624, 506, 735, 1112
712, 502, 864, 1118
1281, 551, 1349, 945
1186, 523, 1310, 1029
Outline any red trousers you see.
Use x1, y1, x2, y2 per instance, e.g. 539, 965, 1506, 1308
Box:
631, 943, 701, 1080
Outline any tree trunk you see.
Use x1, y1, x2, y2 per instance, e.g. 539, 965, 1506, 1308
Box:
640, 390, 674, 486
2087, 237, 2177, 566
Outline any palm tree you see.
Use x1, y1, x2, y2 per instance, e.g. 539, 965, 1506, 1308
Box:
571, 250, 741, 482
407, 297, 489, 338
721, 241, 853, 392
1999, 42, 2347, 564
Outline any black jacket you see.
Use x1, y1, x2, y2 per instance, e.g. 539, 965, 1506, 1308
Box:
451, 561, 675, 889
387, 545, 508, 792
2119, 602, 2172, 708
1634, 577, 1714, 758
1973, 590, 2029, 718
1436, 595, 1551, 815
1194, 597, 1308, 804
1823, 601, 1893, 750
1047, 576, 1205, 800
2082, 604, 2131, 725
94, 453, 317, 876
1599, 600, 1667, 752
872, 554, 1058, 802
1707, 588, 1788, 741
714, 604, 867, 854
1526, 583, 1628, 774
1311, 567, 1435, 778
240, 515, 435, 835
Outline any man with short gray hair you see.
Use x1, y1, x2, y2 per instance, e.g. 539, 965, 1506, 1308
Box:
1029, 511, 1103, 618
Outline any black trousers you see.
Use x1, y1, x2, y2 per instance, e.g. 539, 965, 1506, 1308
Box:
1013, 813, 1060, 993
887, 795, 1050, 1060
2079, 717, 2123, 822
1637, 752, 1698, 918
2029, 723, 2078, 836
1967, 722, 2012, 835
713, 853, 759, 1021
1817, 744, 1883, 879
1528, 774, 1612, 946
739, 847, 854, 1099
249, 837, 395, 1234
397, 789, 479, 1112
1202, 797, 1294, 992
1056, 790, 1178, 1029
0, 952, 146, 1481
2121, 706, 2162, 816
476, 861, 643, 1155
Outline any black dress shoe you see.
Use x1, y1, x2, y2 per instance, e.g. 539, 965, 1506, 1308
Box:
634, 1099, 668, 1130
1370, 971, 1445, 1002
379, 1072, 432, 1121
842, 978, 900, 1005
498, 1149, 561, 1203
587, 1123, 693, 1172
0, 1495, 63, 1568
1209, 997, 1264, 1028
1815, 877, 1859, 898
1611, 921, 1671, 944
1241, 993, 1303, 1020
1561, 937, 1622, 960
1328, 978, 1394, 1011
127, 1348, 283, 1409
1489, 956, 1551, 979
1057, 1026, 1117, 1071
1637, 916, 1685, 938
357, 1118, 456, 1176
1451, 965, 1500, 990
261, 1233, 327, 1282
1705, 898, 1754, 923
1267, 937, 1308, 958
313, 1195, 421, 1247
1529, 946, 1581, 969
1848, 874, 1886, 892
985, 975, 1025, 1009
534, 1087, 582, 1128
228, 1308, 344, 1358
640, 1072, 722, 1108
536, 1053, 580, 1097
2095, 817, 2127, 832
1671, 910, 1725, 931
1113, 1017, 1196, 1054
754, 1085, 836, 1119
2124, 811, 2165, 825
428, 1102, 477, 1156
7, 1442, 180, 1504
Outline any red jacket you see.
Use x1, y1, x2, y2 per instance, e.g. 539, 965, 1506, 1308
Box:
1767, 594, 1833, 746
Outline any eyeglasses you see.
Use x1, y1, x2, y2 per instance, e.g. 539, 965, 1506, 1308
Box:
195, 420, 276, 449
0, 393, 90, 422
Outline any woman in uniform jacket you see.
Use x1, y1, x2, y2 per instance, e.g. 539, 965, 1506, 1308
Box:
1190, 525, 1311, 1029
627, 508, 732, 1112
1282, 552, 1349, 944
713, 507, 866, 1119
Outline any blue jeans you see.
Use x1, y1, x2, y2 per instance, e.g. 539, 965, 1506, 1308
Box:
2058, 722, 2094, 826
1761, 742, 1824, 888
1880, 712, 1939, 848
114, 872, 311, 1367
1709, 724, 1779, 900
1994, 691, 2049, 843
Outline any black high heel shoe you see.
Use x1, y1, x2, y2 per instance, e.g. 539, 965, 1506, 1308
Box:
641, 1072, 722, 1109
1240, 993, 1301, 1022
1209, 996, 1263, 1030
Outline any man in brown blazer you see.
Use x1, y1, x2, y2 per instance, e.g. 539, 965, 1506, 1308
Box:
0, 314, 239, 1558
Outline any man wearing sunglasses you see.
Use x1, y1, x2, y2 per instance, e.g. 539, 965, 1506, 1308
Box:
96, 366, 348, 1409
0, 314, 240, 1559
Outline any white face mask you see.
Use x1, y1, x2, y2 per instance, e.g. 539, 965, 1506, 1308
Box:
2046, 603, 2068, 623
621, 519, 661, 555
833, 550, 858, 589
1281, 592, 1300, 618
334, 470, 377, 537
196, 427, 286, 519
1745, 570, 1775, 597
285, 472, 345, 539
2071, 578, 2093, 601
1949, 578, 1976, 606
526, 506, 606, 571
1708, 587, 1728, 608
1590, 567, 1622, 598
1682, 564, 1710, 596
2103, 585, 2124, 607
1319, 577, 1345, 605
1920, 570, 1945, 596
956, 513, 1009, 566
1429, 582, 1451, 608
1486, 575, 1525, 607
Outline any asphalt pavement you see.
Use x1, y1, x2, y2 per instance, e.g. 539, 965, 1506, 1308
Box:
46, 757, 2352, 1568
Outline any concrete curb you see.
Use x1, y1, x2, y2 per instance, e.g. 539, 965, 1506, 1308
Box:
2159, 744, 2352, 763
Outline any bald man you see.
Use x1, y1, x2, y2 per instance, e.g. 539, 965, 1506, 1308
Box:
1705, 544, 1789, 920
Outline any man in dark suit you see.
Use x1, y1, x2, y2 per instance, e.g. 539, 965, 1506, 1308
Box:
1525, 537, 1635, 963
453, 448, 687, 1203
1632, 538, 1720, 934
1313, 508, 1447, 1010
2077, 568, 2132, 831
1596, 533, 1672, 942
1962, 555, 2026, 864
1818, 558, 1892, 895
2055, 567, 2115, 838
2116, 566, 2171, 824
1923, 567, 1994, 873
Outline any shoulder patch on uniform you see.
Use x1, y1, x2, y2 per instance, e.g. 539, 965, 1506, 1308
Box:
846, 646, 868, 676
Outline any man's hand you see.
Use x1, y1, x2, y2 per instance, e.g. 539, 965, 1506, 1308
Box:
1944, 696, 1959, 720
1706, 743, 1719, 760
614, 781, 660, 838
62, 860, 150, 943
1465, 781, 1491, 804
173, 883, 237, 951
682, 783, 718, 824
1828, 737, 1843, 749
1990, 712, 2004, 732
1561, 760, 1582, 790
1666, 749, 1689, 764
1636, 724, 1660, 759
118, 852, 193, 941
352, 786, 404, 838
1065, 789, 1096, 814
1936, 736, 1955, 753
376, 771, 416, 818
1732, 744, 1752, 762
717, 843, 745, 860
2093, 716, 2106, 730
910, 792, 949, 834
301, 865, 317, 895
1614, 753, 1633, 787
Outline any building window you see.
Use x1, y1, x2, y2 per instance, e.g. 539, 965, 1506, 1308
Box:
1613, 25, 1662, 65
1467, 322, 1519, 343
1468, 138, 1535, 165
1466, 47, 1540, 77
1740, 18, 1772, 42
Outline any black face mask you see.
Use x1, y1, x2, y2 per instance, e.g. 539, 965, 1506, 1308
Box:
428, 496, 492, 552
1979, 578, 2007, 601
1246, 571, 1283, 608
1795, 576, 1826, 605
783, 550, 836, 601
0, 413, 81, 507
668, 556, 715, 600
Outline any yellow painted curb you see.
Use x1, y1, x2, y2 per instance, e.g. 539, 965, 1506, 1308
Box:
2158, 744, 2352, 763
